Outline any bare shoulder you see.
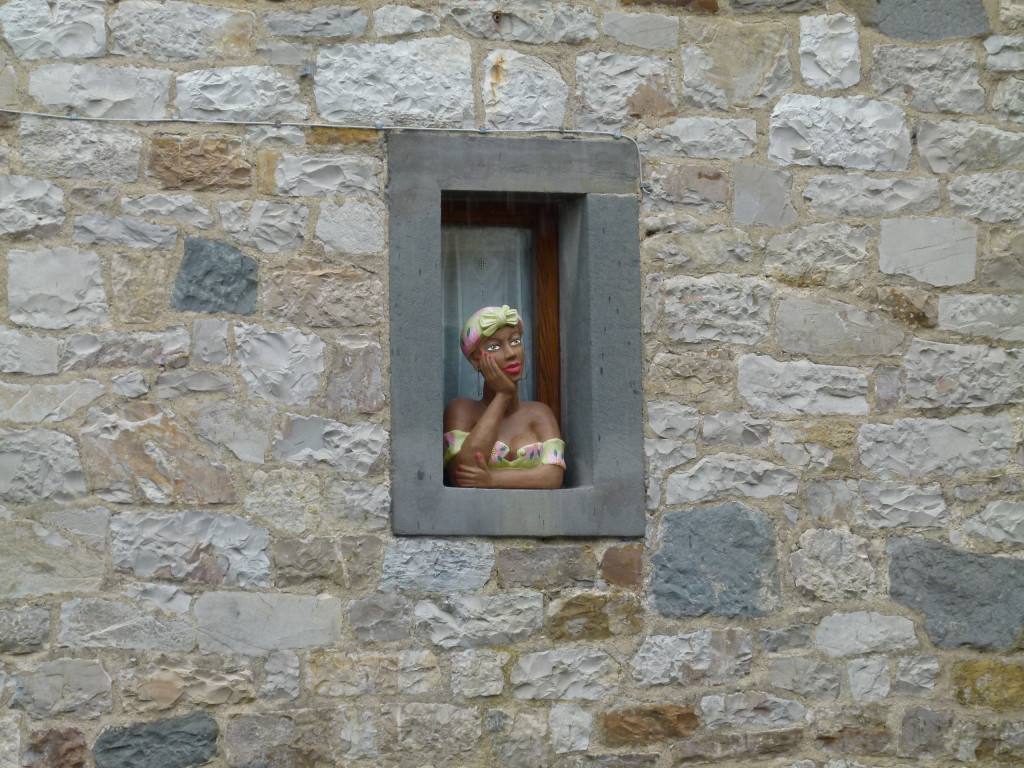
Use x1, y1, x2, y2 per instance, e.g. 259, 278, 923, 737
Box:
524, 401, 561, 439
444, 397, 483, 432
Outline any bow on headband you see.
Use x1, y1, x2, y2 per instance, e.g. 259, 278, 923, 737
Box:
460, 305, 523, 359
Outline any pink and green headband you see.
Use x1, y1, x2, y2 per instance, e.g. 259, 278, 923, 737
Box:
460, 305, 522, 359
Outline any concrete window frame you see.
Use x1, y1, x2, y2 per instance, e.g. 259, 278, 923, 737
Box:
388, 132, 645, 537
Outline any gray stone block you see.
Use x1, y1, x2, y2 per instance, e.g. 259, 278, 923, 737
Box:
236, 325, 325, 406
0, 326, 60, 375
0, 0, 105, 59
0, 429, 85, 503
814, 611, 917, 657
445, 1, 596, 44
93, 711, 217, 768
381, 538, 494, 592
803, 174, 939, 216
374, 5, 439, 36
994, 75, 1024, 123
171, 237, 257, 315
219, 201, 307, 254
799, 13, 860, 89
700, 691, 804, 727
904, 339, 1024, 408
939, 294, 1024, 341
58, 598, 197, 651
889, 537, 1024, 649
482, 49, 567, 130
666, 455, 798, 505
272, 415, 387, 474
603, 12, 678, 50
897, 706, 952, 757
641, 117, 756, 159
60, 326, 190, 370
111, 0, 254, 62
194, 592, 344, 654
877, 0, 988, 41
266, 6, 366, 37
949, 170, 1024, 223
11, 658, 111, 719
739, 355, 869, 415
29, 63, 170, 119
918, 119, 1024, 173
510, 649, 619, 700
652, 503, 779, 618
791, 528, 878, 602
630, 629, 752, 685
416, 594, 543, 648
873, 42, 985, 113
734, 163, 797, 226
175, 66, 307, 121
0, 607, 49, 653
349, 595, 410, 642
765, 223, 870, 287
662, 274, 772, 344
0, 173, 64, 236
777, 296, 904, 357
20, 117, 142, 182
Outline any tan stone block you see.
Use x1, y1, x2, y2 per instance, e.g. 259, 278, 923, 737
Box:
496, 545, 596, 589
256, 148, 282, 195
954, 661, 1024, 712
306, 126, 379, 146
621, 0, 718, 10
626, 74, 677, 118
549, 593, 642, 640
605, 705, 698, 745
858, 285, 938, 328
122, 661, 256, 712
674, 727, 802, 762
149, 136, 251, 190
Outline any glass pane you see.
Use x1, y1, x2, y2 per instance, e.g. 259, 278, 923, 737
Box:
442, 225, 535, 402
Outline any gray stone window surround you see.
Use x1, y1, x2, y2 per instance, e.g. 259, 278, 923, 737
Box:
388, 132, 645, 536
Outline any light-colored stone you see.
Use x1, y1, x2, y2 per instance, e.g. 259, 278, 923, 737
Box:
0, 608, 48, 654
74, 213, 177, 250
857, 480, 948, 528
381, 538, 494, 592
374, 6, 440, 36
323, 335, 385, 414
245, 468, 320, 534
123, 582, 190, 614
994, 76, 1024, 123
451, 649, 509, 697
152, 370, 232, 399
511, 648, 619, 700
483, 49, 568, 130
60, 326, 190, 370
58, 598, 196, 651
791, 528, 877, 602
445, 0, 597, 44
189, 402, 275, 464
681, 18, 790, 109
939, 294, 1024, 341
641, 118, 756, 159
264, 261, 384, 328
122, 194, 214, 228
774, 426, 833, 471
648, 401, 699, 440
918, 120, 1024, 174
176, 66, 306, 121
630, 629, 752, 686
273, 154, 379, 197
79, 403, 236, 504
0, 0, 105, 60
262, 650, 300, 700
603, 12, 677, 50
219, 200, 308, 253
895, 656, 939, 695
878, 217, 976, 286
966, 501, 1024, 543
349, 594, 409, 642
904, 339, 1024, 408
662, 275, 772, 344
316, 200, 385, 255
765, 223, 870, 286
273, 415, 387, 475
807, 480, 862, 522
0, 715, 19, 765
703, 412, 771, 447
814, 612, 918, 657
769, 657, 840, 699
316, 37, 473, 126
192, 319, 229, 365
0, 173, 64, 237
0, 520, 102, 597
575, 53, 676, 130
195, 592, 343, 655
0, 326, 59, 375
949, 171, 1024, 223
8, 247, 107, 330
550, 702, 591, 753
311, 650, 441, 696
700, 692, 804, 728
0, 429, 85, 503
11, 659, 111, 719
666, 454, 798, 504
110, 509, 270, 587
734, 163, 797, 227
739, 354, 869, 415
29, 63, 170, 119
1004, 0, 1024, 28
19, 116, 142, 182
267, 6, 366, 37
323, 477, 390, 530
416, 594, 543, 648
0, 379, 103, 423
379, 703, 481, 758
122, 659, 255, 711
235, 324, 325, 405
849, 657, 890, 701
769, 94, 910, 171
800, 13, 860, 89
776, 297, 904, 356
873, 43, 985, 113
645, 163, 730, 214
986, 35, 1024, 70
110, 0, 255, 61
803, 174, 939, 216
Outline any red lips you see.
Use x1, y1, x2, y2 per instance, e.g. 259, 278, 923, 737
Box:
503, 364, 522, 375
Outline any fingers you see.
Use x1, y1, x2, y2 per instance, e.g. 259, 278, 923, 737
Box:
475, 452, 488, 469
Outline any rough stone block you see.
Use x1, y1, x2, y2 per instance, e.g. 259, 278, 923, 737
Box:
858, 415, 1014, 478
739, 355, 868, 415
152, 370, 231, 399
897, 706, 951, 756
379, 703, 481, 758
110, 509, 269, 587
986, 35, 1024, 70
0, 379, 104, 423
603, 12, 677, 49
949, 171, 1024, 223
733, 0, 822, 8
93, 712, 217, 768
904, 339, 1024, 408
57, 598, 196, 651
994, 76, 1024, 123
60, 326, 190, 370
121, 660, 255, 712
849, 657, 890, 701
30, 63, 170, 119
316, 37, 473, 126
0, 429, 85, 503
939, 294, 1024, 341
511, 649, 620, 700
873, 43, 984, 113
665, 456, 798, 505
219, 200, 307, 253
80, 403, 236, 504
640, 117, 755, 159
645, 438, 697, 476
322, 335, 385, 414
12, 659, 111, 719
169, 237, 256, 314
645, 163, 729, 213
681, 18, 790, 109
316, 200, 385, 254
966, 500, 1024, 543
0, 0, 105, 59
662, 275, 771, 344
0, 173, 64, 236
0, 520, 102, 597
760, 624, 811, 652
652, 503, 780, 617
189, 401, 274, 463
765, 223, 870, 286
777, 297, 904, 356
74, 213, 177, 250
857, 480, 948, 528
575, 52, 676, 130
769, 658, 840, 699
150, 136, 252, 190
496, 545, 595, 589
673, 728, 803, 762
889, 537, 1024, 650
548, 593, 642, 640
877, 0, 987, 40
381, 538, 494, 592
111, 0, 253, 61
195, 592, 343, 655
350, 595, 410, 642
733, 163, 796, 226
483, 49, 568, 130
235, 324, 324, 405
700, 692, 804, 728
814, 611, 917, 657
310, 650, 440, 696
451, 649, 509, 697
273, 414, 387, 475
895, 656, 939, 695
374, 6, 440, 35
122, 194, 213, 228
264, 261, 383, 327
630, 629, 752, 685
551, 702, 592, 753
322, 477, 390, 530
803, 173, 939, 216
446, 0, 596, 44
769, 94, 910, 171
271, 153, 378, 197
0, 607, 49, 653
702, 412, 770, 447
176, 66, 305, 121
953, 660, 1024, 711
0, 326, 60, 374
919, 119, 1024, 173
271, 534, 380, 589
605, 706, 697, 745
267, 6, 366, 37
8, 247, 108, 330
24, 727, 87, 768
20, 117, 142, 182
800, 13, 860, 89
792, 528, 877, 602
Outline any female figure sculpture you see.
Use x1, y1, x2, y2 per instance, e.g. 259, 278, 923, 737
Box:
443, 305, 565, 488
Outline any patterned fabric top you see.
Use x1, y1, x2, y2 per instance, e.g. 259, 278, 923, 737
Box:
444, 430, 566, 469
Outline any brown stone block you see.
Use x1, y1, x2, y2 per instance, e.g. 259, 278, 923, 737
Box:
858, 285, 938, 328
496, 545, 596, 589
954, 660, 1024, 712
626, 74, 676, 119
25, 728, 87, 768
605, 706, 698, 745
673, 726, 802, 762
306, 126, 380, 145
601, 543, 643, 588
549, 593, 642, 640
150, 135, 252, 190
814, 707, 891, 755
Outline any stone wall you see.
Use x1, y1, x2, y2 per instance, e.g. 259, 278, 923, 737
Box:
0, 0, 1023, 766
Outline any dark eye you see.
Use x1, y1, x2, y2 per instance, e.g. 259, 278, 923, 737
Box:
510, 338, 522, 346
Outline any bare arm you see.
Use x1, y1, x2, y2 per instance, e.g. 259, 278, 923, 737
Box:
444, 353, 517, 483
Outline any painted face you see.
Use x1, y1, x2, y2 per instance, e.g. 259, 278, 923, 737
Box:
473, 325, 525, 378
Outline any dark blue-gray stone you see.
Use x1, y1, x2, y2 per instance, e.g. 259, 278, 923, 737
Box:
651, 502, 779, 618
877, 0, 988, 42
171, 236, 257, 315
93, 711, 217, 768
888, 537, 1024, 650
